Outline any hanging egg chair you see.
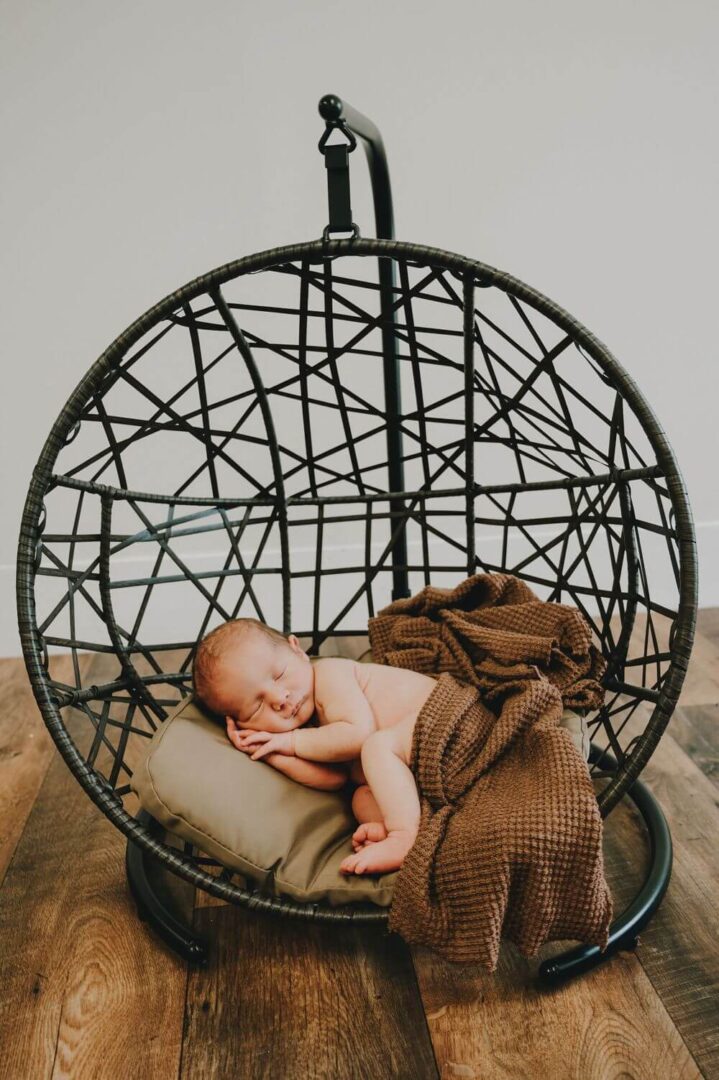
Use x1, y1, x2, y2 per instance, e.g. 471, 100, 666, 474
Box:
16, 94, 698, 983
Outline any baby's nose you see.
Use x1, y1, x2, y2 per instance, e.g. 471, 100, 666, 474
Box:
273, 688, 290, 711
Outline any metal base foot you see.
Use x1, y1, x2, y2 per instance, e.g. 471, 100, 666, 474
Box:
537, 742, 672, 985
126, 810, 210, 966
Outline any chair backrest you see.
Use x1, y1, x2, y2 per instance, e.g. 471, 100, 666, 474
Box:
17, 238, 698, 815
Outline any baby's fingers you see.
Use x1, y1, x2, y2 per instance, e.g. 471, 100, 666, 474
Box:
228, 730, 249, 752
250, 742, 273, 761
240, 731, 271, 746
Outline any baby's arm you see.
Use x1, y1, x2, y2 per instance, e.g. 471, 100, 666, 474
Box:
263, 752, 350, 792
292, 659, 376, 763
225, 716, 349, 790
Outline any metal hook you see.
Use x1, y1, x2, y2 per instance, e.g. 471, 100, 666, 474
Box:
321, 222, 361, 244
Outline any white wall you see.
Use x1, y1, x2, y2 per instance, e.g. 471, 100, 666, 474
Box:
1, 0, 717, 656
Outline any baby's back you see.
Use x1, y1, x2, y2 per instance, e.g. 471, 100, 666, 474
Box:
311, 656, 438, 780
354, 660, 438, 732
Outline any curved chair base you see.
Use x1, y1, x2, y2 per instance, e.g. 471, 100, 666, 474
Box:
537, 743, 672, 985
126, 810, 209, 966
126, 743, 672, 981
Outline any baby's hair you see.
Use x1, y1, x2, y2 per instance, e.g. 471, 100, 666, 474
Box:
192, 617, 288, 712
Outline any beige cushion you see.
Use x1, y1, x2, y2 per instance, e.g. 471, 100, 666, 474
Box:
132, 693, 398, 907
559, 706, 591, 762
131, 645, 591, 907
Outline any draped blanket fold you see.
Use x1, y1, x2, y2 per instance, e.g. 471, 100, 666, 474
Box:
367, 572, 613, 969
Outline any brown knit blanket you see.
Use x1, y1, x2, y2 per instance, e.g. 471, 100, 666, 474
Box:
367, 572, 613, 969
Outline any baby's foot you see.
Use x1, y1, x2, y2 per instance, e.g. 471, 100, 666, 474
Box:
340, 830, 417, 875
351, 821, 388, 851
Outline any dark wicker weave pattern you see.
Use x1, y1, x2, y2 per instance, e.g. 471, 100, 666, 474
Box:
16, 236, 698, 923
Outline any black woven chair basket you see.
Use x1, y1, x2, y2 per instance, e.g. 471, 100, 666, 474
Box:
16, 98, 698, 978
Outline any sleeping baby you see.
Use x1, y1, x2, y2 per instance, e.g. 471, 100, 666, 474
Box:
191, 617, 438, 876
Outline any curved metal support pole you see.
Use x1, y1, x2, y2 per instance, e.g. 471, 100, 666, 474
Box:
318, 94, 409, 600
126, 809, 209, 966
537, 742, 672, 985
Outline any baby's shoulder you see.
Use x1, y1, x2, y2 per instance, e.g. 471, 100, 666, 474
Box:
312, 655, 360, 678
312, 656, 363, 695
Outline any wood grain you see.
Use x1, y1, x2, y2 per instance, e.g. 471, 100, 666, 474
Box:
0, 654, 94, 887
696, 609, 719, 644
183, 904, 438, 1080
1, 603, 717, 1080
419, 946, 701, 1080
615, 720, 719, 1078
0, 660, 188, 1080
664, 704, 719, 789
676, 629, 719, 707
557, 684, 719, 1077
408, 789, 701, 1080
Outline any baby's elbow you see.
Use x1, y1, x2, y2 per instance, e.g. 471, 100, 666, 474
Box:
325, 772, 350, 792
322, 766, 351, 791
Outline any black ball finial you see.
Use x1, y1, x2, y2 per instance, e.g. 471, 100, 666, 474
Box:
318, 94, 343, 121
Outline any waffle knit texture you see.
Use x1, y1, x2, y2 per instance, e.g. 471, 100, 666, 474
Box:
367, 572, 613, 969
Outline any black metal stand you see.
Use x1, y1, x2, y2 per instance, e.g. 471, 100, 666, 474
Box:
126, 743, 672, 980
537, 742, 673, 985
126, 810, 209, 965
318, 94, 410, 601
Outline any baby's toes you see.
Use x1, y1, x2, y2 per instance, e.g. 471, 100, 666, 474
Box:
340, 854, 360, 874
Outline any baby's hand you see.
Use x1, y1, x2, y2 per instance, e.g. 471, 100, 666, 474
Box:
225, 718, 294, 760
240, 730, 295, 760
225, 717, 251, 753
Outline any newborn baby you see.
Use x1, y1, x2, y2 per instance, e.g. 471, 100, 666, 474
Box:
192, 617, 438, 875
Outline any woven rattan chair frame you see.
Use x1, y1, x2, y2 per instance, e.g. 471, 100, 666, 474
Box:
16, 233, 698, 937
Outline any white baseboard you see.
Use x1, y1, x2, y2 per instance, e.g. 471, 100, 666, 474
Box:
4, 520, 714, 660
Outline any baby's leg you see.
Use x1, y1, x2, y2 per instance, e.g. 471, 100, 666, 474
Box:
350, 784, 388, 851
347, 786, 386, 851
340, 730, 421, 875
351, 783, 382, 825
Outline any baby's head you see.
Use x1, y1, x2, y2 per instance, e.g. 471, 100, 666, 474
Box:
192, 618, 315, 733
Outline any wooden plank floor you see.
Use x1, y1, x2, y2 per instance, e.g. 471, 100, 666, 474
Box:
1, 614, 717, 1080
